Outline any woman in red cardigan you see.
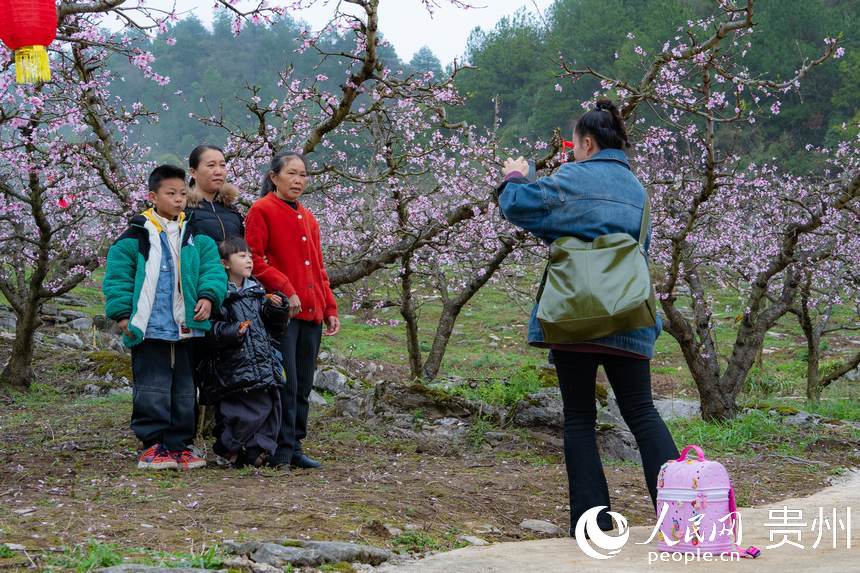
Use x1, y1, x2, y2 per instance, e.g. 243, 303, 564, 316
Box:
245, 150, 340, 471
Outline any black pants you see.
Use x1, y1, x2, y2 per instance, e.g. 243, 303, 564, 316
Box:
131, 339, 195, 452
216, 387, 282, 458
553, 350, 679, 530
272, 319, 322, 465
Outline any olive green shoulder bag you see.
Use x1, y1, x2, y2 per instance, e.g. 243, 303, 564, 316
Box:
535, 193, 657, 343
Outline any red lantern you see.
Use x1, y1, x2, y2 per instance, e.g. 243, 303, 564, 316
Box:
0, 0, 57, 84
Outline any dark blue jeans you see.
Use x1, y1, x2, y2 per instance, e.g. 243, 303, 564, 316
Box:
552, 350, 679, 530
131, 339, 195, 452
272, 319, 322, 465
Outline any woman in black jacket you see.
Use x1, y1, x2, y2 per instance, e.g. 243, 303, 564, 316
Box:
185, 144, 246, 443
199, 238, 290, 467
186, 144, 244, 241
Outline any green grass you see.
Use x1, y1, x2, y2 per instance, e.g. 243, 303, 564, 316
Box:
44, 542, 225, 572
450, 365, 546, 407
746, 397, 860, 422
465, 416, 494, 449
666, 409, 827, 456
805, 398, 860, 422
47, 541, 123, 572
392, 531, 442, 553
0, 546, 15, 558
137, 545, 223, 569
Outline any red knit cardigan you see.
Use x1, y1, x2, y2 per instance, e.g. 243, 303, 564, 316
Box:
244, 192, 338, 324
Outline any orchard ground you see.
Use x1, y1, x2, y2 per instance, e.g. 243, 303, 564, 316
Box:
0, 272, 858, 571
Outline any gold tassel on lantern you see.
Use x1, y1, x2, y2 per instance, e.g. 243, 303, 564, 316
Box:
15, 45, 51, 83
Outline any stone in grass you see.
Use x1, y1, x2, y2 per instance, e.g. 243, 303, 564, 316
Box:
308, 389, 328, 406
97, 567, 225, 573
457, 535, 490, 546
56, 333, 84, 349
297, 540, 392, 566
475, 523, 502, 535
69, 316, 94, 331
519, 519, 565, 537
225, 539, 392, 568
314, 367, 351, 395
222, 556, 283, 573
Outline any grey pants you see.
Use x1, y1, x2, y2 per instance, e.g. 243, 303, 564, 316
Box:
131, 339, 195, 451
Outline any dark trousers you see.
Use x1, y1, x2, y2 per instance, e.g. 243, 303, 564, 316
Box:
216, 387, 282, 458
190, 337, 207, 440
273, 319, 322, 464
131, 339, 195, 452
552, 350, 679, 530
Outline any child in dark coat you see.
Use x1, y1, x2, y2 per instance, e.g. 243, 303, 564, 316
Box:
200, 237, 290, 467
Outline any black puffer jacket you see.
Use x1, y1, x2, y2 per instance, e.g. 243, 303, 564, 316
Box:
198, 278, 290, 404
185, 183, 245, 242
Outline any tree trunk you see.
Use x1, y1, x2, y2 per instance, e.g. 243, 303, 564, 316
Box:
421, 303, 458, 381
421, 236, 520, 381
796, 273, 822, 402
0, 304, 40, 390
661, 290, 740, 421
806, 344, 821, 403
698, 380, 738, 421
399, 255, 423, 381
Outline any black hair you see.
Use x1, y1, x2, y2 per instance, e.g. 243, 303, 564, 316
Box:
147, 164, 186, 194
260, 150, 307, 197
218, 236, 251, 260
574, 98, 630, 151
188, 144, 225, 188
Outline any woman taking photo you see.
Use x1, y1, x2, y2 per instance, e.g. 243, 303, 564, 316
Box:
245, 150, 340, 472
497, 99, 678, 536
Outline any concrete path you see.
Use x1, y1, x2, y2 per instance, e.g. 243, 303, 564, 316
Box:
377, 471, 860, 572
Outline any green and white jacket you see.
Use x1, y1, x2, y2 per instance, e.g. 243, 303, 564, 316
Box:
103, 209, 227, 348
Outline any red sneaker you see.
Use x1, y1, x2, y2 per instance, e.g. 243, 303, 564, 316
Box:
173, 448, 207, 470
138, 444, 178, 470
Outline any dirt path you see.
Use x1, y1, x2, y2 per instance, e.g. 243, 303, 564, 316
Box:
376, 471, 860, 572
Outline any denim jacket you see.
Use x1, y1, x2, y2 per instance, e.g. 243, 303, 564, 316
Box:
498, 148, 662, 358
145, 232, 181, 341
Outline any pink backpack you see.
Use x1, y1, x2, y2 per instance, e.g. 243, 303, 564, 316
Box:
655, 445, 760, 558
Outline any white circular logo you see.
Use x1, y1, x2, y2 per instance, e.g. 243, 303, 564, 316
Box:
573, 506, 630, 560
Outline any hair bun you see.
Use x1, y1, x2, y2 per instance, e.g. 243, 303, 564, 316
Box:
595, 98, 616, 113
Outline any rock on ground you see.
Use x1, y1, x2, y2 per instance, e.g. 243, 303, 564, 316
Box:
519, 519, 565, 537
56, 333, 84, 349
457, 535, 490, 546
98, 567, 225, 573
225, 539, 392, 568
308, 389, 328, 406
314, 367, 351, 395
69, 316, 94, 331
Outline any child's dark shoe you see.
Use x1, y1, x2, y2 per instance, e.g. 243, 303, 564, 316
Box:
138, 444, 178, 470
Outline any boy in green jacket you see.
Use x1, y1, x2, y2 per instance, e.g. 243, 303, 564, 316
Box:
103, 165, 226, 470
